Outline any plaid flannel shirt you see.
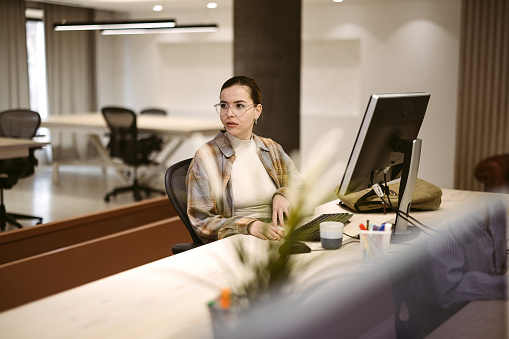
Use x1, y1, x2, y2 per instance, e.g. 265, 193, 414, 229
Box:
186, 131, 301, 243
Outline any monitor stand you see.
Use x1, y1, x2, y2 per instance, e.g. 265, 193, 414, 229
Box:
390, 138, 422, 244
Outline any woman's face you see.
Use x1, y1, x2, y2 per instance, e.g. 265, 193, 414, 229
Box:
219, 84, 262, 140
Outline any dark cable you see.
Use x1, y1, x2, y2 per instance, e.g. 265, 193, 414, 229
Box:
378, 195, 436, 234
344, 232, 360, 239
380, 177, 437, 234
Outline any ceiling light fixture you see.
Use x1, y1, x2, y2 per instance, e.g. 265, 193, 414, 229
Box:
26, 8, 44, 20
207, 3, 218, 9
100, 24, 219, 35
54, 19, 176, 31
153, 5, 163, 12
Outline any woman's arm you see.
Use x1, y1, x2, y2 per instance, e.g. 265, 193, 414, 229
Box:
269, 143, 304, 228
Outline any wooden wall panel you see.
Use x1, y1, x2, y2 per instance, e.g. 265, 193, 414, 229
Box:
0, 196, 176, 265
0, 216, 192, 312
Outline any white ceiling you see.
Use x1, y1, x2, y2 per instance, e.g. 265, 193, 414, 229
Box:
46, 0, 233, 13
32, 0, 384, 15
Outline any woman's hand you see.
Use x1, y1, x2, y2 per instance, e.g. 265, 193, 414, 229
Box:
249, 220, 285, 240
272, 194, 291, 228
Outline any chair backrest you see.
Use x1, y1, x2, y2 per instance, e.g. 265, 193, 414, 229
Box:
0, 109, 41, 138
0, 110, 41, 184
164, 158, 203, 245
140, 108, 167, 116
101, 106, 140, 165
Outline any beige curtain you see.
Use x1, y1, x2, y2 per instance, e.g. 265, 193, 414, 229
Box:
455, 0, 509, 191
43, 3, 97, 159
0, 0, 30, 111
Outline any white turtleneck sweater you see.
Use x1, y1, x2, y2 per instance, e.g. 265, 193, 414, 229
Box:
226, 132, 276, 219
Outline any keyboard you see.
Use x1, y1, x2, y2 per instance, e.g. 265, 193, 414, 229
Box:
291, 213, 353, 242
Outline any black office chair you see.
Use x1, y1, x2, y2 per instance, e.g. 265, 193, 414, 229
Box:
0, 109, 43, 231
140, 108, 167, 116
164, 158, 203, 254
474, 154, 509, 193
101, 106, 166, 202
139, 108, 167, 143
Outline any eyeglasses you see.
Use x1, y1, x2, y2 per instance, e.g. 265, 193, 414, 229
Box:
214, 103, 258, 115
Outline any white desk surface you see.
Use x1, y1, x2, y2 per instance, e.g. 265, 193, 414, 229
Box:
0, 137, 46, 160
41, 113, 224, 136
0, 189, 506, 338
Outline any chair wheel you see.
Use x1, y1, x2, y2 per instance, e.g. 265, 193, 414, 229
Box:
104, 196, 110, 202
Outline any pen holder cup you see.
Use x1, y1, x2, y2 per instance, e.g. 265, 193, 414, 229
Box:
360, 230, 392, 265
208, 303, 240, 338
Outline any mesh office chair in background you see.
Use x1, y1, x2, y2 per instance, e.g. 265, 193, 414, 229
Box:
139, 108, 167, 143
101, 106, 165, 202
164, 158, 203, 254
140, 108, 167, 116
0, 109, 43, 231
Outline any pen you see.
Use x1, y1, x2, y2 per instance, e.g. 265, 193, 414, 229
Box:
359, 223, 367, 231
220, 287, 231, 309
361, 232, 370, 260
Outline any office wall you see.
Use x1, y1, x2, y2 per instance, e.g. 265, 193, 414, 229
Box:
96, 7, 233, 118
302, 0, 461, 189
96, 0, 461, 189
94, 11, 129, 109
95, 6, 233, 161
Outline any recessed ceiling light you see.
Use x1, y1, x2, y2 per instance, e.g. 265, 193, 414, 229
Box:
153, 5, 163, 12
207, 3, 218, 9
333, 0, 344, 2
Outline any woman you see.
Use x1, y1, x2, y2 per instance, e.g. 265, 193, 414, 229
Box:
186, 76, 302, 243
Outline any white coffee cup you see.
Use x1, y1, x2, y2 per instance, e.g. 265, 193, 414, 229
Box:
320, 222, 344, 249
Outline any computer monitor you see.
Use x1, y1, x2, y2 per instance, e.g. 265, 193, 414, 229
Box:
337, 92, 431, 238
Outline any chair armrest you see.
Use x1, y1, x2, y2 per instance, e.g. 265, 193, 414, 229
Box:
172, 243, 203, 255
474, 154, 509, 193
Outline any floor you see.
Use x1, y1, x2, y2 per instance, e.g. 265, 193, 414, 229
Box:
1, 160, 168, 233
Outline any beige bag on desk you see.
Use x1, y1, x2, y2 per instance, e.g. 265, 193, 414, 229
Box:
335, 178, 443, 213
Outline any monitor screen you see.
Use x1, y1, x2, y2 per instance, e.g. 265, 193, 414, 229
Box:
337, 93, 430, 196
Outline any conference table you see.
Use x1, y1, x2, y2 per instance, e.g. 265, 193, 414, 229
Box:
0, 189, 506, 338
40, 113, 223, 184
0, 137, 46, 160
